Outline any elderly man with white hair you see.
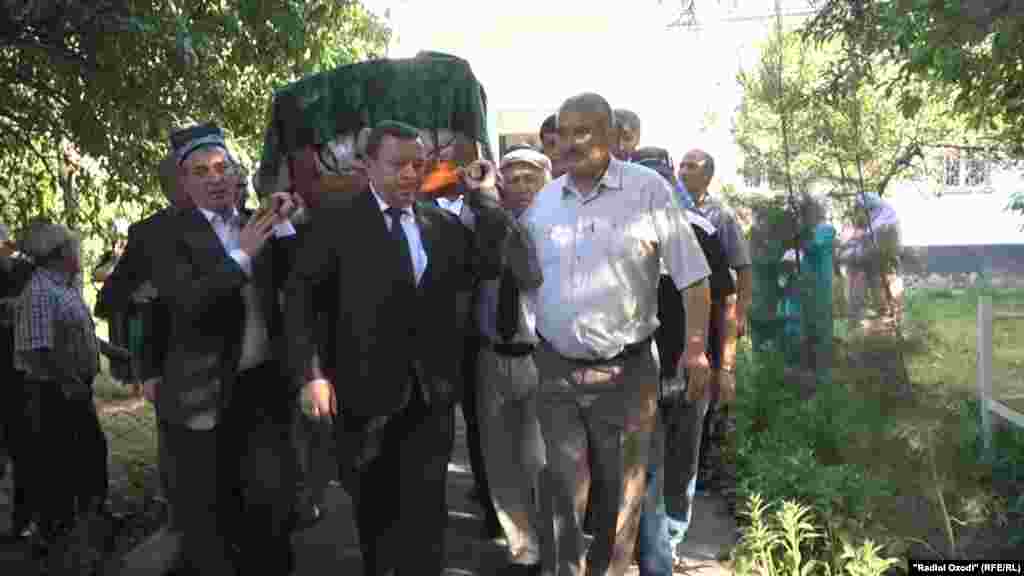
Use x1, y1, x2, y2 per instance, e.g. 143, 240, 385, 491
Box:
13, 221, 109, 570
474, 147, 551, 575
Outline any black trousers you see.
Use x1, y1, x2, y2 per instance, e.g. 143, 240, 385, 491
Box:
292, 402, 335, 514
458, 336, 498, 528
24, 378, 108, 535
163, 361, 296, 576
353, 391, 454, 576
161, 421, 235, 575
1, 370, 32, 531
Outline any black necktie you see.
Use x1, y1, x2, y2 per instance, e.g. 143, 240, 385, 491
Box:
496, 268, 519, 342
385, 207, 415, 286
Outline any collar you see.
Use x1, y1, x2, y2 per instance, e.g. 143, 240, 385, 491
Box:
436, 194, 463, 205
370, 184, 414, 217
561, 156, 624, 201
693, 190, 712, 209
197, 206, 240, 224
37, 266, 74, 287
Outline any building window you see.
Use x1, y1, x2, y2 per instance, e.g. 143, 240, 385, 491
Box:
964, 155, 991, 187
944, 154, 961, 187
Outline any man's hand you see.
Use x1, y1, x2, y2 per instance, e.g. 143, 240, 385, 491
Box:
679, 347, 712, 403
715, 369, 736, 406
143, 378, 159, 404
267, 191, 301, 224
459, 159, 498, 191
239, 209, 277, 259
302, 378, 337, 421
0, 240, 16, 259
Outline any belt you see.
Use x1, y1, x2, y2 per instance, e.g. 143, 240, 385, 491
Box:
537, 333, 651, 367
481, 338, 536, 358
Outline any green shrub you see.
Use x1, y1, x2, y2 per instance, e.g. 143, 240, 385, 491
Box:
734, 349, 894, 521
732, 493, 901, 576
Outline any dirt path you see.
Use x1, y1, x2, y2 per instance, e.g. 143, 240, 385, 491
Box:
292, 407, 737, 575
2, 406, 738, 575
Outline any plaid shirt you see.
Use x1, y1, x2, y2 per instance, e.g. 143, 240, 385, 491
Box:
14, 267, 99, 383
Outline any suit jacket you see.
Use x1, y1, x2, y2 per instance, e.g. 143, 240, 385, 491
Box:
151, 207, 298, 426
286, 187, 540, 421
95, 208, 176, 382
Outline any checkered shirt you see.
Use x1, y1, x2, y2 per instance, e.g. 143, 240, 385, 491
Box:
14, 267, 99, 382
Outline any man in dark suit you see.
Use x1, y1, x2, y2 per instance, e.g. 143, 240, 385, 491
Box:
286, 120, 542, 576
95, 152, 190, 529
151, 124, 303, 575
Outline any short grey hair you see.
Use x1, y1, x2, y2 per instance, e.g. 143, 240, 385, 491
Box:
20, 221, 78, 266
559, 93, 616, 132
613, 109, 642, 136
702, 151, 716, 179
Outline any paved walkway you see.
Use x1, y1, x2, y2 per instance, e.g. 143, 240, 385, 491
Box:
0, 407, 737, 575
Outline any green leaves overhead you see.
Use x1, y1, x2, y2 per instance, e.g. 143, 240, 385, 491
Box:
734, 28, 987, 215
0, 0, 391, 245
804, 0, 1024, 154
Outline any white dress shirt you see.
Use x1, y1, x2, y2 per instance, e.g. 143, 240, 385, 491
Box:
435, 194, 465, 216
524, 157, 711, 361
370, 187, 429, 285
197, 206, 297, 277
198, 206, 296, 373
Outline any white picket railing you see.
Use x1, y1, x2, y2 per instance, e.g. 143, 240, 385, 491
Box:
976, 295, 1024, 455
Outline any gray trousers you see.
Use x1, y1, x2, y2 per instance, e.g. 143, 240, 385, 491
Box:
535, 342, 658, 576
476, 347, 546, 565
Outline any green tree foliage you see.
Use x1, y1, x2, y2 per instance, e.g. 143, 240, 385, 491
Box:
734, 29, 988, 211
0, 0, 391, 247
803, 0, 1024, 155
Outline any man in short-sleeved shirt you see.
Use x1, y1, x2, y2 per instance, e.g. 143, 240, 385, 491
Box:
527, 93, 714, 576
678, 149, 752, 333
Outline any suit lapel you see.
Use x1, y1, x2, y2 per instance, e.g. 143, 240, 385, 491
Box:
182, 208, 228, 268
359, 188, 392, 245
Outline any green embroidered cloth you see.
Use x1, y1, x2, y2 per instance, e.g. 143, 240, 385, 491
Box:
260, 51, 492, 179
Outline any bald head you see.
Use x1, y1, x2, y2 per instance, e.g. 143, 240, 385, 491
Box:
557, 93, 616, 185
679, 148, 715, 200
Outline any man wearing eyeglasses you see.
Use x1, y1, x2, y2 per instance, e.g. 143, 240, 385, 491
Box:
150, 123, 304, 575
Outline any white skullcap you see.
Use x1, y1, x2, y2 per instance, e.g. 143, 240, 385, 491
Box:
500, 148, 552, 175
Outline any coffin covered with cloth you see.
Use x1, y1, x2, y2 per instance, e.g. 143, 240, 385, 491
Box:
256, 51, 493, 209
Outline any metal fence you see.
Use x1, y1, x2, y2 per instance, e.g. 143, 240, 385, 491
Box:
976, 294, 1024, 456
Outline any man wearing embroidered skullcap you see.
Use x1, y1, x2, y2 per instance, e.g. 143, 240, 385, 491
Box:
151, 122, 304, 575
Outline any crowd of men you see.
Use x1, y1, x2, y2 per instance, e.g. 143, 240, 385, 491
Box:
0, 90, 753, 576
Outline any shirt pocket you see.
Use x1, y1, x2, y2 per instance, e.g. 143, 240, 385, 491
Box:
600, 214, 653, 263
